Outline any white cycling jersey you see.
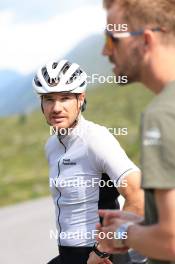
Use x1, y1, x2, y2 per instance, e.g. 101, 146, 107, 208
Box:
45, 116, 139, 247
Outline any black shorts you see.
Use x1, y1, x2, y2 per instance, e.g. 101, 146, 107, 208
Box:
47, 246, 92, 264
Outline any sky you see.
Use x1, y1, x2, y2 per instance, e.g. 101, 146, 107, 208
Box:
0, 0, 105, 74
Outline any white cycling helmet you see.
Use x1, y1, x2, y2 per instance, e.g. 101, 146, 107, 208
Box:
33, 59, 87, 94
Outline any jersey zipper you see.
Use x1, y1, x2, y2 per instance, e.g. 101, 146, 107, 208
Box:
56, 138, 67, 246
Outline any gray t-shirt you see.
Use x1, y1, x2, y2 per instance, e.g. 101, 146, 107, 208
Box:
141, 81, 175, 264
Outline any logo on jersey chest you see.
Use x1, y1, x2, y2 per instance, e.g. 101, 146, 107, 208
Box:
62, 158, 77, 166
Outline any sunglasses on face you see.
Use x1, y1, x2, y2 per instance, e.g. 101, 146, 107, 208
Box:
105, 27, 162, 50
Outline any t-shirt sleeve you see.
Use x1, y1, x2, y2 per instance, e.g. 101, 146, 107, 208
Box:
91, 127, 140, 182
141, 110, 175, 189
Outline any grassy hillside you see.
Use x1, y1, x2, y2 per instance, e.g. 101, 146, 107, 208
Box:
0, 83, 153, 206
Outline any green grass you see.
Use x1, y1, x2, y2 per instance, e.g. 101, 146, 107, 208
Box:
0, 83, 153, 206
0, 112, 49, 206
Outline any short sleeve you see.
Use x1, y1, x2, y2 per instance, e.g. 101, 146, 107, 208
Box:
90, 127, 140, 182
141, 110, 175, 189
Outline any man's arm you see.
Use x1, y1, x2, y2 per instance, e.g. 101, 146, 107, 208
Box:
98, 189, 175, 260
126, 189, 175, 260
118, 172, 144, 216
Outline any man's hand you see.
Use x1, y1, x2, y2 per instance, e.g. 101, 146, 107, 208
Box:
96, 221, 129, 253
95, 210, 143, 253
87, 251, 112, 264
100, 210, 143, 226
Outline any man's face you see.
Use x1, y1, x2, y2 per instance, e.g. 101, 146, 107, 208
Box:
42, 93, 84, 129
103, 5, 143, 84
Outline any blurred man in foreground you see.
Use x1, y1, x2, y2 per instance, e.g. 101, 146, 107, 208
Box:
96, 0, 175, 263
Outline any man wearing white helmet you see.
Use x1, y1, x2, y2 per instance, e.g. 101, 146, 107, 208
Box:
33, 59, 144, 264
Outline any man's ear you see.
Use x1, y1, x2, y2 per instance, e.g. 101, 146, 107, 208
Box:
143, 29, 156, 52
78, 93, 86, 112
79, 92, 86, 105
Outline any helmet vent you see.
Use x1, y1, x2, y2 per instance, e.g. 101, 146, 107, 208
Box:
66, 68, 82, 84
62, 62, 71, 74
34, 76, 42, 87
41, 66, 60, 87
52, 62, 58, 69
80, 81, 86, 87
